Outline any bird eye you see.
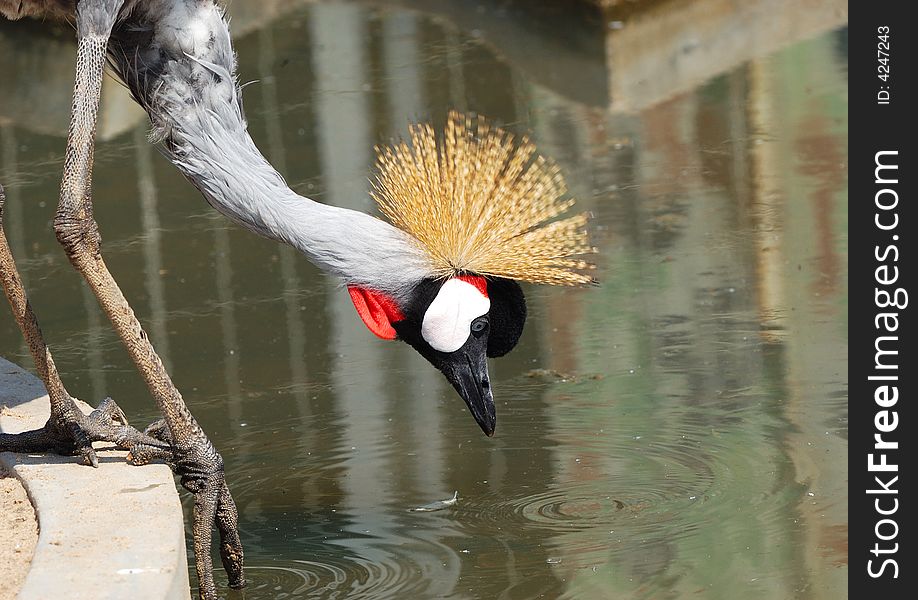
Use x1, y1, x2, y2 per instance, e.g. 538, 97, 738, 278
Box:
470, 318, 488, 335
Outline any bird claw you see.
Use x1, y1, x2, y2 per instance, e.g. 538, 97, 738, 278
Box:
189, 468, 246, 596
2, 398, 244, 597
100, 414, 247, 597
86, 397, 130, 429
142, 418, 173, 443
80, 397, 169, 459
125, 418, 174, 465
128, 430, 245, 598
1, 396, 155, 468
55, 411, 100, 467
125, 442, 173, 465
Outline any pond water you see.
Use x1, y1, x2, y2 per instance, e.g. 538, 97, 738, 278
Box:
0, 2, 847, 598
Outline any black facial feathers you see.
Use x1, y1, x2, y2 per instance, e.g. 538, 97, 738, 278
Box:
390, 278, 444, 363
392, 276, 526, 359
484, 278, 526, 357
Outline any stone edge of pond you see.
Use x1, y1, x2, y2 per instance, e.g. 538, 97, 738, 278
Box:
0, 357, 191, 600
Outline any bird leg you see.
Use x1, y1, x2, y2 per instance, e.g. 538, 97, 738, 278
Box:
50, 1, 245, 598
1, 185, 162, 464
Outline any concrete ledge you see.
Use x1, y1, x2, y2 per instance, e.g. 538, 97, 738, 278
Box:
0, 357, 190, 600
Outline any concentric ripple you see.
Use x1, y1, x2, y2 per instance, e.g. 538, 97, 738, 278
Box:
225, 543, 457, 600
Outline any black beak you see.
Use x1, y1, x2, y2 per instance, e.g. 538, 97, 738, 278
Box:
392, 314, 497, 437
447, 350, 495, 437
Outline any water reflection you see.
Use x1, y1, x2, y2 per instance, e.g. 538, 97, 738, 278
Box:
0, 1, 847, 598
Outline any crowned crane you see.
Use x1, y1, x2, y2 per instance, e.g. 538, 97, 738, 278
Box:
0, 0, 594, 598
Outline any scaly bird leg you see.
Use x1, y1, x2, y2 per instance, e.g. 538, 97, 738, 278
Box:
52, 2, 245, 597
1, 185, 163, 462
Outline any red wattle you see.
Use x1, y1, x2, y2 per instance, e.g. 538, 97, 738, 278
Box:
347, 286, 405, 340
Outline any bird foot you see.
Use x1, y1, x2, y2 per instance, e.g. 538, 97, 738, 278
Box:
126, 418, 246, 597
0, 396, 167, 468
124, 418, 174, 465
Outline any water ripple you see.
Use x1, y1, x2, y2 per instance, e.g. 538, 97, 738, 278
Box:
236, 546, 450, 599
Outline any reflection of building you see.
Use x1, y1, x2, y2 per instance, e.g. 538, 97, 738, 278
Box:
603, 0, 848, 113
1, 2, 847, 597
535, 27, 847, 600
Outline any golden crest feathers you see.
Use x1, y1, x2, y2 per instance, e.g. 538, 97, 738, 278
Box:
371, 111, 595, 286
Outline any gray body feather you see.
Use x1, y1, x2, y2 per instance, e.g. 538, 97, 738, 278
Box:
108, 0, 433, 300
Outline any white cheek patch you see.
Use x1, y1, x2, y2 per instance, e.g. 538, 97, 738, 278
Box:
421, 278, 490, 353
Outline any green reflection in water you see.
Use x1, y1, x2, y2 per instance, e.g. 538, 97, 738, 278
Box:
0, 2, 847, 599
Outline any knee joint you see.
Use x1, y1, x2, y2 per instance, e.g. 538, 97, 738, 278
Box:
53, 210, 100, 256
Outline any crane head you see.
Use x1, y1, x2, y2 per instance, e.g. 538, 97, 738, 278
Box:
344, 111, 593, 436
348, 275, 526, 436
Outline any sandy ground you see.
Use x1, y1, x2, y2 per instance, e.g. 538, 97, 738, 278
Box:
0, 463, 37, 600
